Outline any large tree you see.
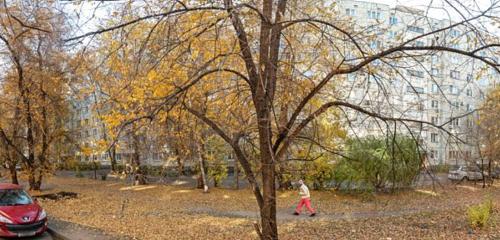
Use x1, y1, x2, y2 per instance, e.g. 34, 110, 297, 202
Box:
0, 1, 71, 189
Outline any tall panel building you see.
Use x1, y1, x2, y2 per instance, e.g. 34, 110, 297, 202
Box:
336, 0, 498, 165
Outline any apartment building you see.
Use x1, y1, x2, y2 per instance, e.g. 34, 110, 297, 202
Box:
67, 92, 168, 166
336, 0, 498, 165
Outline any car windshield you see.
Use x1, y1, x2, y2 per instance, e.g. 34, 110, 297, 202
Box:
0, 189, 33, 206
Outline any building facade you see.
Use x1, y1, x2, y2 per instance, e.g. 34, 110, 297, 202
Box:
67, 92, 168, 166
336, 0, 498, 165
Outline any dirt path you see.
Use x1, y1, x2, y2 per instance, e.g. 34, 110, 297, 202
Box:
187, 202, 469, 222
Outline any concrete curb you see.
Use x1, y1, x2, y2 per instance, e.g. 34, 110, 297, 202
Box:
47, 227, 71, 240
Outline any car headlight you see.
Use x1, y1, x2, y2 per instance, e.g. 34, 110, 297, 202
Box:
0, 214, 13, 224
37, 209, 47, 221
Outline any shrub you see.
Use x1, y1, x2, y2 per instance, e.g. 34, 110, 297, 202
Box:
305, 157, 335, 190
468, 198, 493, 229
431, 164, 451, 173
58, 160, 101, 171
138, 165, 163, 176
334, 135, 422, 192
204, 135, 230, 187
208, 163, 228, 187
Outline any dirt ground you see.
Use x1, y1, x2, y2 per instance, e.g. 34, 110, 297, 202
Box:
27, 175, 500, 240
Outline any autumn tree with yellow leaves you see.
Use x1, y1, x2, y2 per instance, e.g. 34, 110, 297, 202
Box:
0, 1, 72, 190
478, 86, 500, 177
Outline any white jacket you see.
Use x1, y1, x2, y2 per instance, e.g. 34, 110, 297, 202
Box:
299, 184, 310, 199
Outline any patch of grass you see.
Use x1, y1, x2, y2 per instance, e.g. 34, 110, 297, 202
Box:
467, 198, 493, 229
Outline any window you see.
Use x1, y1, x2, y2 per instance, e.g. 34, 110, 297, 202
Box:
415, 41, 424, 47
0, 189, 33, 206
466, 74, 472, 81
431, 116, 439, 124
367, 10, 381, 19
466, 104, 473, 111
449, 151, 458, 159
466, 89, 472, 96
389, 16, 398, 25
347, 74, 356, 81
431, 100, 439, 108
407, 86, 424, 94
408, 70, 424, 78
450, 29, 460, 37
417, 104, 424, 111
431, 54, 439, 63
449, 85, 459, 95
451, 118, 459, 126
370, 40, 380, 49
408, 25, 424, 33
453, 101, 460, 109
450, 70, 460, 79
431, 68, 440, 76
431, 84, 439, 93
450, 56, 461, 64
431, 133, 438, 143
466, 118, 473, 127
345, 8, 356, 16
429, 150, 437, 159
388, 31, 396, 39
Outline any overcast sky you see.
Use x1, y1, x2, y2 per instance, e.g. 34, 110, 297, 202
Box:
62, 0, 499, 40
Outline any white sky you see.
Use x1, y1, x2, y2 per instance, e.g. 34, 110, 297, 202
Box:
63, 0, 499, 34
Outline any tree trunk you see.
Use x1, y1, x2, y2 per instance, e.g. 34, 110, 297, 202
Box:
36, 171, 43, 190
132, 133, 146, 185
9, 165, 18, 185
256, 102, 278, 240
277, 104, 291, 191
196, 142, 209, 193
28, 167, 41, 191
93, 159, 98, 180
109, 146, 117, 173
234, 161, 239, 190
175, 148, 184, 176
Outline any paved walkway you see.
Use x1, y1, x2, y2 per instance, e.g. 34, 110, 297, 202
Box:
48, 219, 119, 240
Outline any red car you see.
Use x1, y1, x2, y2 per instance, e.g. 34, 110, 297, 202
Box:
0, 183, 47, 238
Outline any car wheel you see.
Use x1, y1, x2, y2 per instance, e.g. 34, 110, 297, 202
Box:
462, 176, 469, 181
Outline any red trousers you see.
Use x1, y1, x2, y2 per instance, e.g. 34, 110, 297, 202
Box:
295, 198, 315, 214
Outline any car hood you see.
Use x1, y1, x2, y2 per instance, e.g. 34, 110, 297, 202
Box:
0, 203, 41, 224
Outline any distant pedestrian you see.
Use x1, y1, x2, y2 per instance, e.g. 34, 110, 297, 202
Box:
293, 179, 316, 216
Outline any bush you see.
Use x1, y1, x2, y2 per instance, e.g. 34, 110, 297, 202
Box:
333, 135, 422, 192
468, 198, 493, 229
208, 163, 228, 187
58, 160, 101, 171
138, 165, 163, 176
431, 164, 451, 173
305, 157, 335, 190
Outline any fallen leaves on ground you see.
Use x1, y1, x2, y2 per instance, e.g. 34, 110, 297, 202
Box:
36, 176, 500, 239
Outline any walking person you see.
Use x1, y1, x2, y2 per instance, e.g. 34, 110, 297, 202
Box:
293, 179, 316, 216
